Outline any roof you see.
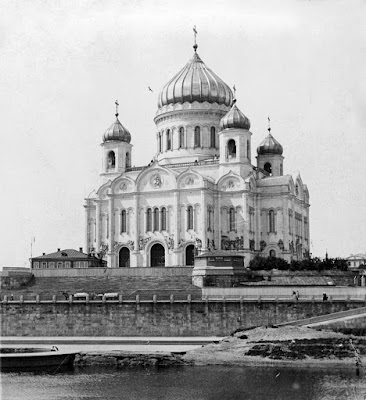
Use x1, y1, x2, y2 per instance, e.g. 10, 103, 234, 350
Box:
257, 175, 292, 187
158, 51, 233, 108
33, 249, 91, 260
347, 253, 366, 260
220, 101, 250, 130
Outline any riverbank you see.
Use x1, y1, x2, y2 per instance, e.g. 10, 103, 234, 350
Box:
183, 325, 366, 367
73, 326, 366, 369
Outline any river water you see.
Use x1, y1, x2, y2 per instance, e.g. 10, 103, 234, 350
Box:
2, 364, 366, 400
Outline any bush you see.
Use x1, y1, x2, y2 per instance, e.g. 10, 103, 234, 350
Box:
249, 255, 348, 272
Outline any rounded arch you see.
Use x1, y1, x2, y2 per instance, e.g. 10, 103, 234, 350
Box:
176, 168, 204, 189
227, 139, 236, 158
262, 243, 282, 258
216, 171, 244, 191
96, 180, 111, 199
111, 176, 135, 194
264, 162, 272, 175
185, 244, 195, 266
150, 243, 166, 267
194, 126, 201, 148
107, 151, 115, 169
135, 166, 177, 192
119, 247, 130, 268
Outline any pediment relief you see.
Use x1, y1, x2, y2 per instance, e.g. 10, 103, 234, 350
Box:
137, 169, 175, 191
218, 176, 243, 191
177, 169, 203, 189
116, 179, 133, 193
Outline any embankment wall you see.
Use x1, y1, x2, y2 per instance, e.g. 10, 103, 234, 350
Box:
1, 300, 365, 337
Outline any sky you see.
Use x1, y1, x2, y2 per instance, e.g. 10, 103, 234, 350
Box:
0, 0, 365, 268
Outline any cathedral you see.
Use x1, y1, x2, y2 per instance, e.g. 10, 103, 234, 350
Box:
84, 38, 310, 269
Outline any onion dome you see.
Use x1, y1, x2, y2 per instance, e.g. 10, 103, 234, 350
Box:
158, 52, 233, 108
220, 100, 250, 130
257, 133, 283, 155
102, 112, 131, 143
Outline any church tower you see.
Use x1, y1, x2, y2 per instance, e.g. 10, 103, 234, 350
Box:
256, 121, 284, 176
100, 101, 132, 183
218, 98, 253, 177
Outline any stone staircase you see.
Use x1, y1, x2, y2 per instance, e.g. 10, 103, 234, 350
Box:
0, 275, 202, 301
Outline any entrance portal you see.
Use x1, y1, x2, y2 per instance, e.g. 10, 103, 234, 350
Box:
150, 243, 165, 267
119, 247, 130, 268
186, 244, 195, 266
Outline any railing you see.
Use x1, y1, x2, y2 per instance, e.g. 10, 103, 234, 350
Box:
278, 306, 366, 327
202, 294, 366, 302
3, 293, 366, 303
125, 159, 219, 173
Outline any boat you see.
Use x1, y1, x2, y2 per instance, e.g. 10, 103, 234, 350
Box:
0, 347, 78, 371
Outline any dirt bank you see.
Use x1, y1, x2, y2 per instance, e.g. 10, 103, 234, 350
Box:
182, 326, 366, 367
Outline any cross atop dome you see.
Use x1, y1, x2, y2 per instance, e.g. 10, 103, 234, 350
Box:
193, 25, 198, 52
115, 100, 119, 117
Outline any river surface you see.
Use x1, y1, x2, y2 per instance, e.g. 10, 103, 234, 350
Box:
2, 364, 366, 400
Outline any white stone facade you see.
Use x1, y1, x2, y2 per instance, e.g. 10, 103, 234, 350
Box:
84, 48, 310, 268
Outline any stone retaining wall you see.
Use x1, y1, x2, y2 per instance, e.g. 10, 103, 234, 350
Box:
1, 300, 365, 337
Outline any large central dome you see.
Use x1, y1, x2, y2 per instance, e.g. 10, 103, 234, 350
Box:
158, 52, 233, 108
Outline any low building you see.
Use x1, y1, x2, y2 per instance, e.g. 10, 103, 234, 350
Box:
31, 248, 107, 269
347, 253, 366, 270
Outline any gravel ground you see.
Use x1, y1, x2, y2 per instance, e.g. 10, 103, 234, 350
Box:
183, 326, 358, 366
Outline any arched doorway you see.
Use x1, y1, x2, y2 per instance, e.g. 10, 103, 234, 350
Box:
185, 245, 195, 266
269, 249, 276, 258
119, 247, 130, 267
151, 243, 165, 267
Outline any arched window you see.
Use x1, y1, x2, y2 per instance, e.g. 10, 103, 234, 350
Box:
107, 151, 115, 169
179, 127, 184, 148
210, 127, 215, 148
125, 152, 130, 168
166, 129, 171, 151
229, 208, 236, 232
154, 208, 159, 231
269, 249, 276, 258
121, 210, 127, 233
269, 210, 275, 233
264, 162, 272, 175
280, 163, 283, 176
194, 126, 201, 148
187, 206, 194, 230
227, 139, 236, 159
158, 133, 162, 153
161, 207, 167, 231
247, 140, 250, 159
146, 208, 152, 232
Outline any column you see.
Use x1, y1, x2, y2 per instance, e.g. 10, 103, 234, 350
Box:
217, 192, 222, 249
255, 196, 261, 251
174, 191, 180, 250
133, 194, 139, 253
95, 201, 101, 252
200, 189, 207, 251
241, 192, 247, 247
283, 199, 289, 251
84, 203, 89, 255
107, 195, 114, 267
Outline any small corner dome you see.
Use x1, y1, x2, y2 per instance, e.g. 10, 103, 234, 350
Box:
103, 115, 131, 143
220, 101, 250, 130
257, 133, 283, 155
